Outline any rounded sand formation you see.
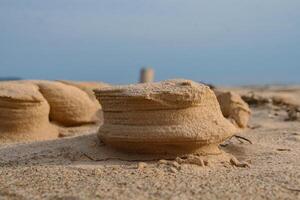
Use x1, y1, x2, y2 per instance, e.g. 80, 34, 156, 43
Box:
57, 80, 110, 124
0, 82, 58, 142
36, 81, 100, 127
95, 79, 237, 154
0, 80, 110, 143
215, 90, 251, 128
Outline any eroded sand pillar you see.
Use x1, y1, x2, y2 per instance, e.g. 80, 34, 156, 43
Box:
94, 79, 237, 155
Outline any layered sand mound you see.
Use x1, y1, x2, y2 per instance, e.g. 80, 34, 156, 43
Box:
215, 90, 251, 128
36, 81, 100, 127
57, 80, 110, 124
0, 82, 58, 142
95, 79, 237, 155
0, 80, 109, 143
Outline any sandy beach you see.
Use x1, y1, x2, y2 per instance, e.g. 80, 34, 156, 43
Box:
0, 85, 299, 200
1, 1, 299, 199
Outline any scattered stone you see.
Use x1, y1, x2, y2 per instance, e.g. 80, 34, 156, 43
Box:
183, 155, 205, 167
230, 157, 250, 168
171, 161, 181, 170
286, 107, 300, 121
169, 167, 178, 173
137, 162, 147, 170
158, 160, 169, 165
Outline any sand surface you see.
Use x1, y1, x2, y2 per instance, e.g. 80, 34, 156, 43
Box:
0, 86, 300, 200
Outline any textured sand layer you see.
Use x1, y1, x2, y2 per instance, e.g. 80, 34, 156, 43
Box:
0, 82, 58, 142
0, 85, 299, 200
0, 80, 106, 143
96, 80, 236, 154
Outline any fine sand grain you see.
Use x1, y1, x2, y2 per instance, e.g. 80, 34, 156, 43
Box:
0, 86, 299, 200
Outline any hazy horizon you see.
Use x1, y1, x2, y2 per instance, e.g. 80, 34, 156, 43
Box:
1, 1, 299, 85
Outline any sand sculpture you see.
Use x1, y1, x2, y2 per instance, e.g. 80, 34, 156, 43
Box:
0, 82, 58, 142
36, 81, 100, 126
95, 79, 237, 155
214, 90, 251, 129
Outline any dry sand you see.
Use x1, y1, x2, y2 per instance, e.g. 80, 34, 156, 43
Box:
0, 85, 299, 200
95, 80, 237, 155
0, 80, 105, 143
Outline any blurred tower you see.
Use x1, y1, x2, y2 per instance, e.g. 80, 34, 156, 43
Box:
139, 67, 154, 83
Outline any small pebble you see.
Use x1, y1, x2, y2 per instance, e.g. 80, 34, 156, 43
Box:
175, 157, 184, 164
169, 167, 178, 173
171, 161, 181, 170
158, 159, 168, 165
138, 162, 147, 170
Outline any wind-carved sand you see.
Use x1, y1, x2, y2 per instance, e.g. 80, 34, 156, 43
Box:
36, 81, 100, 126
95, 79, 242, 166
0, 80, 108, 143
214, 90, 251, 128
0, 82, 299, 199
0, 82, 58, 142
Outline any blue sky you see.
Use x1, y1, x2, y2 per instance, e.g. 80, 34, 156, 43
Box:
0, 0, 299, 85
